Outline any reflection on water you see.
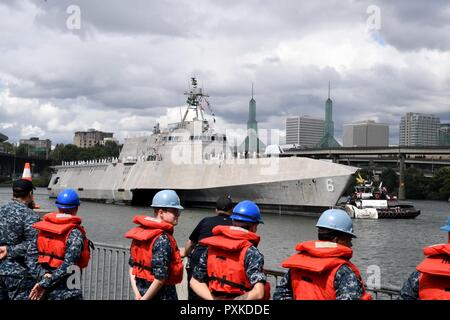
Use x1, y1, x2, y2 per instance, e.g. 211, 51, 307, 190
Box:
1, 188, 449, 287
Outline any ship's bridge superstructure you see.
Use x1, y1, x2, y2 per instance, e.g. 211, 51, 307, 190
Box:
118, 78, 231, 164
118, 120, 230, 165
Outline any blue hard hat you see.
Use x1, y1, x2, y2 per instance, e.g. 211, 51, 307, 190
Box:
440, 216, 450, 232
230, 200, 264, 224
316, 208, 356, 238
56, 189, 80, 209
150, 190, 184, 210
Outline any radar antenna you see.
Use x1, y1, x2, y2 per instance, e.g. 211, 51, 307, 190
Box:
182, 77, 213, 122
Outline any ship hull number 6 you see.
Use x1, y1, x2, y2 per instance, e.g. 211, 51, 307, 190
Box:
326, 179, 335, 192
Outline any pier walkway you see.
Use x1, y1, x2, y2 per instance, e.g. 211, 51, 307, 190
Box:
81, 243, 401, 300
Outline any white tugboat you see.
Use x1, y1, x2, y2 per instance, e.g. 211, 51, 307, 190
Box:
342, 174, 421, 219
48, 78, 359, 214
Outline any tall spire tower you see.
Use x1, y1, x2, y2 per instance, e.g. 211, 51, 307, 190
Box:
239, 83, 266, 155
247, 83, 258, 132
317, 81, 341, 148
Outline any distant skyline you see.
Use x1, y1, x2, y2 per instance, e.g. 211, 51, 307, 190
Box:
1, 1, 450, 146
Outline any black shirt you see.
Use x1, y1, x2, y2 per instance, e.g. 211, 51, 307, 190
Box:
188, 213, 233, 269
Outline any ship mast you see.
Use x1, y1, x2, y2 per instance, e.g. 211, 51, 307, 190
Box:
182, 77, 210, 122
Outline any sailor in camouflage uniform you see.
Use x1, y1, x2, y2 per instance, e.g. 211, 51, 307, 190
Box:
126, 190, 184, 300
273, 209, 372, 300
400, 216, 450, 300
0, 180, 40, 300
399, 271, 420, 300
273, 264, 366, 300
128, 233, 179, 300
29, 189, 91, 300
190, 201, 268, 300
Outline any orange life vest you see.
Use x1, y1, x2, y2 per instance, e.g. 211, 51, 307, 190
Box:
124, 215, 183, 285
416, 243, 450, 300
33, 212, 91, 269
200, 225, 270, 299
281, 240, 372, 300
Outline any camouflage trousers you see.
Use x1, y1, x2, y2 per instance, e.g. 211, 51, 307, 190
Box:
0, 275, 35, 300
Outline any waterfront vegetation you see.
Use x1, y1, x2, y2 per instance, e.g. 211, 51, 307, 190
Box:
1, 141, 121, 161
0, 142, 121, 187
50, 141, 121, 163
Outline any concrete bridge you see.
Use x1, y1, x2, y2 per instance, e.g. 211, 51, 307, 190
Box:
0, 151, 52, 180
282, 146, 450, 157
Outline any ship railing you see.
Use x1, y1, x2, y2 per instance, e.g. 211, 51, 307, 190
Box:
82, 242, 401, 300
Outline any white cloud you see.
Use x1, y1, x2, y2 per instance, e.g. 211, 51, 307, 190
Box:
20, 125, 45, 138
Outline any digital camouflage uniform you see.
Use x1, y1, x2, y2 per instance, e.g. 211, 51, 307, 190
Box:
129, 233, 178, 300
37, 228, 85, 300
273, 264, 364, 300
399, 270, 420, 300
0, 199, 41, 300
192, 245, 267, 297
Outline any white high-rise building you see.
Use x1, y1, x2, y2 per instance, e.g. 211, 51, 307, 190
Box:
343, 121, 389, 147
399, 113, 440, 146
285, 116, 324, 148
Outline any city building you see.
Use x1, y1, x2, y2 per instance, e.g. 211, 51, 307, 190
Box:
0, 133, 9, 153
100, 137, 120, 146
19, 137, 51, 158
343, 120, 389, 147
317, 82, 341, 148
74, 129, 114, 148
285, 116, 324, 148
439, 123, 450, 146
399, 113, 440, 146
238, 84, 266, 155
0, 133, 8, 143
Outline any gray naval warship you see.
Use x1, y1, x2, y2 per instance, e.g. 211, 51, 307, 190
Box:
48, 78, 358, 214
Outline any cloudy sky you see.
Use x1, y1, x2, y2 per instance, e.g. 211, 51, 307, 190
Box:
0, 0, 449, 146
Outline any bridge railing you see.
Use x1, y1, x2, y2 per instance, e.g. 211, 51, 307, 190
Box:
82, 242, 401, 300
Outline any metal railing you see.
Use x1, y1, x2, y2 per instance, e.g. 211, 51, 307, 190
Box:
83, 242, 133, 300
83, 242, 401, 300
263, 269, 402, 300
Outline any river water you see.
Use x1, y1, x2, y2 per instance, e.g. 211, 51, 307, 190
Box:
1, 187, 449, 288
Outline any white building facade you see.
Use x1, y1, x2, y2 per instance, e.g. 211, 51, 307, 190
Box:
286, 116, 324, 148
399, 113, 440, 146
343, 120, 389, 147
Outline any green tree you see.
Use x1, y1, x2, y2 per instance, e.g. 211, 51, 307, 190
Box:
0, 142, 14, 153
50, 142, 122, 164
380, 167, 399, 194
428, 167, 450, 200
16, 144, 29, 157
404, 167, 429, 200
50, 144, 80, 163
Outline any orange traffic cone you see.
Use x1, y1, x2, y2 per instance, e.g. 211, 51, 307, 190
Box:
21, 163, 41, 209
22, 163, 32, 181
